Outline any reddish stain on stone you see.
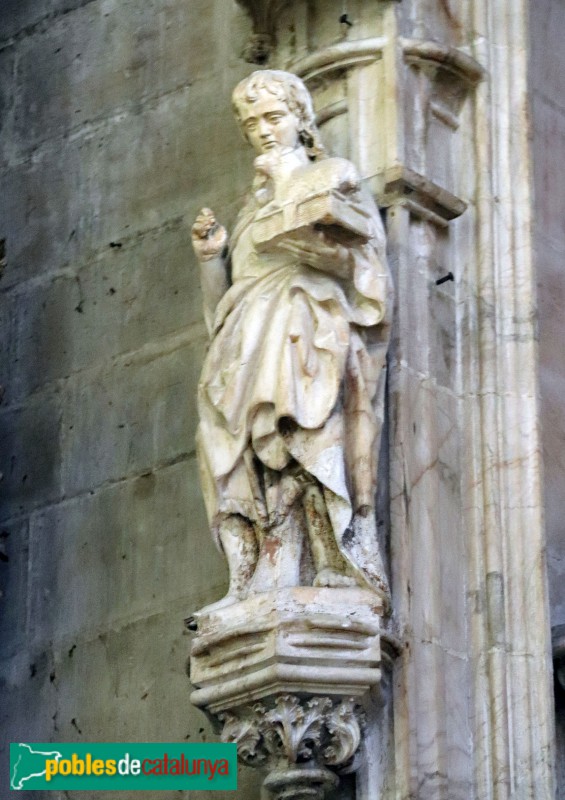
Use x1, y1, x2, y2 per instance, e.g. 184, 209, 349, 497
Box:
263, 535, 281, 564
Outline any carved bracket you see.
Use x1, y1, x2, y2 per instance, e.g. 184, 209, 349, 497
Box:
374, 164, 467, 228
235, 0, 291, 64
219, 695, 364, 798
190, 588, 383, 799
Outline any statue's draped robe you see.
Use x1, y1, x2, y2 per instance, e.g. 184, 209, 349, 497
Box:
197, 166, 392, 591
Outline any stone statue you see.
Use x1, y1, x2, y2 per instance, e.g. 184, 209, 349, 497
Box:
191, 70, 392, 610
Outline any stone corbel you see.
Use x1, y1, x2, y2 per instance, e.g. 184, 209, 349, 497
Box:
235, 0, 292, 64
189, 588, 384, 799
376, 165, 467, 229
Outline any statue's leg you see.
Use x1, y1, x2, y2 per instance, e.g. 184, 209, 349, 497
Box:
211, 515, 258, 610
247, 503, 304, 593
350, 507, 390, 598
302, 484, 357, 588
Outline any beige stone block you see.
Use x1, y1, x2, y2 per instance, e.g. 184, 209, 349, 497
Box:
0, 216, 206, 410
191, 588, 383, 714
0, 519, 30, 661
60, 336, 205, 496
0, 142, 87, 288
0, 0, 94, 43
28, 459, 223, 648
0, 649, 58, 790
0, 58, 251, 291
0, 222, 207, 406
81, 81, 252, 260
52, 606, 203, 742
11, 0, 242, 153
0, 391, 62, 519
69, 223, 205, 373
0, 274, 79, 405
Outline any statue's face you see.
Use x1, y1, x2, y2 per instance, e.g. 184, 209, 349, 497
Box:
239, 93, 301, 155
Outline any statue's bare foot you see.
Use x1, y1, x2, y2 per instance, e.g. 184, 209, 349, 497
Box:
313, 569, 358, 588
199, 593, 244, 614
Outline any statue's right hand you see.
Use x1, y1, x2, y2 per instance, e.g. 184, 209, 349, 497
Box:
191, 208, 228, 262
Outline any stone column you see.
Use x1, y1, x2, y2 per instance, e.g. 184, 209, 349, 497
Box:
461, 2, 555, 796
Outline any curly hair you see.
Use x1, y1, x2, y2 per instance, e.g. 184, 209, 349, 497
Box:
232, 70, 326, 161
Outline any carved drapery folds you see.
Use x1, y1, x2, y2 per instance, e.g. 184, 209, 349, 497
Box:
189, 61, 392, 798
188, 4, 490, 799
186, 2, 557, 799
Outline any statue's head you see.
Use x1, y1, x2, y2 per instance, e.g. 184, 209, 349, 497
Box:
232, 70, 325, 160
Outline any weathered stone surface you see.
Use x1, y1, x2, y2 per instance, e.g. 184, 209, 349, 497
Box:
0, 605, 259, 800
0, 85, 252, 289
82, 82, 252, 258
0, 45, 15, 168
28, 459, 223, 648
0, 1, 261, 797
0, 391, 62, 519
0, 519, 29, 661
0, 224, 205, 405
11, 0, 240, 154
60, 335, 206, 496
0, 0, 96, 43
0, 142, 86, 288
0, 647, 58, 755
0, 274, 79, 405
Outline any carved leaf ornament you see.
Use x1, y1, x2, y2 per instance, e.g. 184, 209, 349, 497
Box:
219, 695, 364, 771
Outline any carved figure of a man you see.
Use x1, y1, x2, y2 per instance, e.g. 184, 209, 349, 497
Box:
192, 70, 392, 609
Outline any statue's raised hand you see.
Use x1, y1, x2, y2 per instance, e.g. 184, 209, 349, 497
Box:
192, 208, 228, 262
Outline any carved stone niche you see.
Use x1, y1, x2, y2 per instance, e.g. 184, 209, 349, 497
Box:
190, 587, 384, 799
379, 38, 486, 228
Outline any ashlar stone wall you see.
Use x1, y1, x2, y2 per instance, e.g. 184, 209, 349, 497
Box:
0, 1, 263, 797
